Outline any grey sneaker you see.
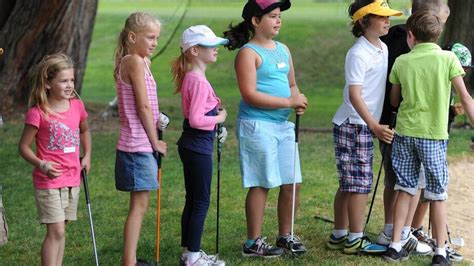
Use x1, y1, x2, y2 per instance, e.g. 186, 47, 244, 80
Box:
185, 250, 224, 266
242, 237, 284, 258
276, 234, 307, 254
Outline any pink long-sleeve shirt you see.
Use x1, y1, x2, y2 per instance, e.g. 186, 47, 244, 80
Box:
180, 71, 221, 131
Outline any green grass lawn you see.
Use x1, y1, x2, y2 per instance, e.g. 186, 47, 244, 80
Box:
1, 0, 472, 265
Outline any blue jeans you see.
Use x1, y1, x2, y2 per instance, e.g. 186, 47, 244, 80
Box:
178, 146, 212, 252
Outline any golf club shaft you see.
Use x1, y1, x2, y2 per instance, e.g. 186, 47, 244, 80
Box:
156, 130, 163, 263
216, 123, 223, 254
81, 169, 99, 266
290, 114, 300, 242
364, 111, 396, 234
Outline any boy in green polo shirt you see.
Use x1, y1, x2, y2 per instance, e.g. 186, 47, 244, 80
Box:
383, 10, 474, 265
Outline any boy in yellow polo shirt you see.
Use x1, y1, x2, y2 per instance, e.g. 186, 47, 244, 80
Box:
384, 10, 474, 265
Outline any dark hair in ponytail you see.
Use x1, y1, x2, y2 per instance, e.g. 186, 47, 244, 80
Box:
223, 20, 253, 50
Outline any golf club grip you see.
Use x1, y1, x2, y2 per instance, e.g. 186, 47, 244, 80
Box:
389, 111, 397, 129
81, 169, 91, 204
295, 114, 300, 143
156, 130, 163, 168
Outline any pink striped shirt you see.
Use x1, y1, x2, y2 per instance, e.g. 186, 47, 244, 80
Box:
181, 71, 221, 131
116, 56, 159, 152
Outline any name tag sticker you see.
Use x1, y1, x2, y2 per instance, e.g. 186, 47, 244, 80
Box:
277, 62, 287, 69
64, 146, 76, 153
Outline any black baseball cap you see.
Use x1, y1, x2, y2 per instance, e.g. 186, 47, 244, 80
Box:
242, 0, 291, 22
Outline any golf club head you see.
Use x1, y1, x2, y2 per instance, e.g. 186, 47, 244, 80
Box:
450, 237, 465, 247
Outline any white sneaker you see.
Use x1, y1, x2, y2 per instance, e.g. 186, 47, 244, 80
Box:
401, 233, 432, 255
186, 250, 225, 266
376, 231, 391, 246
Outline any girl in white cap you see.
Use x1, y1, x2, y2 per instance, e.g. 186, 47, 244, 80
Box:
171, 25, 228, 266
224, 0, 308, 258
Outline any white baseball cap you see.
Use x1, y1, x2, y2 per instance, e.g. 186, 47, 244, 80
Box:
181, 25, 229, 52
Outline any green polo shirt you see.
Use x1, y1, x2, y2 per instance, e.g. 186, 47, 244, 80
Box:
389, 43, 465, 139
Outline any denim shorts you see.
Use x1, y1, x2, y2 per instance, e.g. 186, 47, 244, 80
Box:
333, 121, 373, 194
236, 119, 302, 189
392, 135, 448, 200
115, 150, 158, 192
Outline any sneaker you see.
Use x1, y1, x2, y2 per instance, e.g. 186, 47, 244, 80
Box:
343, 236, 387, 255
326, 234, 348, 250
376, 231, 391, 246
432, 254, 450, 266
412, 227, 436, 248
186, 250, 224, 266
181, 250, 218, 266
382, 247, 410, 263
446, 245, 463, 262
276, 234, 307, 254
242, 237, 284, 258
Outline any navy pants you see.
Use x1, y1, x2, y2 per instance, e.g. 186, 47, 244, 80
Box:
178, 146, 212, 252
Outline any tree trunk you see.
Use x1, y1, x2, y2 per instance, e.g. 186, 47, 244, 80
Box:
444, 0, 473, 91
0, 0, 98, 114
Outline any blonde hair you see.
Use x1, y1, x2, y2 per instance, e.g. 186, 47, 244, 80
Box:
28, 53, 75, 116
113, 12, 161, 80
170, 50, 193, 93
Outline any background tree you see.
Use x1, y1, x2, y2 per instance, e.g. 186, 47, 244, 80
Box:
444, 0, 473, 90
0, 0, 98, 114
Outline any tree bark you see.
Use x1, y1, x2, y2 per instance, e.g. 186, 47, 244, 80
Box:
444, 0, 473, 90
0, 0, 98, 114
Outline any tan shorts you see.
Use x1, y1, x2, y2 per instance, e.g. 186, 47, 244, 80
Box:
35, 187, 80, 224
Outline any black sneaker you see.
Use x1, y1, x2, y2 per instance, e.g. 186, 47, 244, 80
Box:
242, 236, 284, 258
382, 247, 410, 263
432, 254, 450, 266
276, 234, 307, 254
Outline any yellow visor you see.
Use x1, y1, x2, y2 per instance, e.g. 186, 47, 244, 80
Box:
352, 0, 402, 22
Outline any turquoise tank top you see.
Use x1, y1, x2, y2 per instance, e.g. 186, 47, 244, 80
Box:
238, 41, 291, 122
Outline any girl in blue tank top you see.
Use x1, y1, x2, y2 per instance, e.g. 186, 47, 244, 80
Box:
224, 0, 308, 258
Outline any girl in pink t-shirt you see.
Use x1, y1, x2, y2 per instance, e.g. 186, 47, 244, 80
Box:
113, 12, 167, 265
18, 53, 92, 266
171, 25, 228, 265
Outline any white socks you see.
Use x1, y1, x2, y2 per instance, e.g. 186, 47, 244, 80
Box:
348, 232, 363, 242
435, 247, 447, 258
333, 229, 348, 238
389, 241, 402, 252
187, 251, 200, 264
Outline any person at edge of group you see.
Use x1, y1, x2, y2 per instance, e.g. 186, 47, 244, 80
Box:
326, 0, 401, 255
405, 43, 472, 263
223, 0, 308, 258
112, 12, 168, 266
382, 10, 474, 265
375, 0, 450, 257
171, 25, 228, 266
18, 53, 92, 266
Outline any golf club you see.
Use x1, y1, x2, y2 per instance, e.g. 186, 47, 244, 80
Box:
155, 129, 163, 264
81, 168, 99, 266
288, 114, 303, 255
447, 224, 465, 247
216, 123, 223, 256
363, 111, 396, 234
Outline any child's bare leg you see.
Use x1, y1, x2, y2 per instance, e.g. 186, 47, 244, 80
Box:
55, 222, 67, 266
277, 184, 300, 235
333, 188, 349, 230
347, 192, 368, 233
122, 191, 149, 266
246, 187, 268, 239
430, 200, 447, 249
383, 186, 397, 224
404, 190, 421, 229
411, 192, 429, 229
42, 222, 66, 266
392, 191, 412, 243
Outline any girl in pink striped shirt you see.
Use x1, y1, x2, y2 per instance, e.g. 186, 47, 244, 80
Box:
171, 25, 228, 266
113, 12, 167, 265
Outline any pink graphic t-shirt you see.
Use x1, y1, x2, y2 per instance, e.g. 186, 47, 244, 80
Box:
25, 99, 88, 189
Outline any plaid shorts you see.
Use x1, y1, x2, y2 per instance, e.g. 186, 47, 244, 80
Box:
333, 121, 373, 194
391, 135, 449, 200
